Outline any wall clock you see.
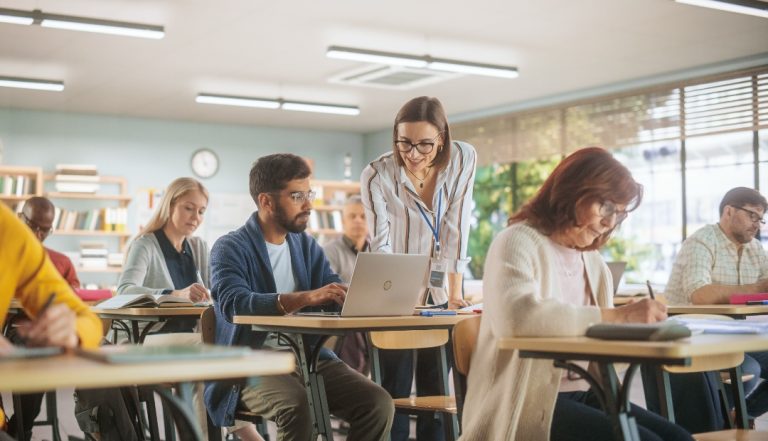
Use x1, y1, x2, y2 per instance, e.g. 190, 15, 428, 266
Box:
191, 148, 219, 179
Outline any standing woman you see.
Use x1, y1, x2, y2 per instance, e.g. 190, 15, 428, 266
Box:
117, 177, 210, 334
361, 96, 476, 441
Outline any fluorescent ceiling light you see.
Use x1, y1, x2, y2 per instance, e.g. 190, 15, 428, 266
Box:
0, 76, 64, 92
326, 45, 518, 79
196, 94, 280, 109
281, 101, 360, 116
196, 93, 360, 116
0, 8, 34, 25
675, 0, 768, 18
327, 46, 427, 68
428, 59, 519, 79
0, 8, 165, 39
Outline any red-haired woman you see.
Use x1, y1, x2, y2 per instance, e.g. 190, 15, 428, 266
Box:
460, 147, 692, 441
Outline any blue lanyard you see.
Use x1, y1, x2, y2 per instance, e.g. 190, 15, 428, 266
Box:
416, 192, 442, 254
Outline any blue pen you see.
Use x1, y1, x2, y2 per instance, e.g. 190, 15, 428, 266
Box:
420, 310, 457, 316
746, 300, 768, 305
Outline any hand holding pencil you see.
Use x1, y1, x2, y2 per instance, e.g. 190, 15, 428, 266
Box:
17, 293, 79, 348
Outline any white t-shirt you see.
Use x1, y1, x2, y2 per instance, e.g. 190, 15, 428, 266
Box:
266, 240, 296, 294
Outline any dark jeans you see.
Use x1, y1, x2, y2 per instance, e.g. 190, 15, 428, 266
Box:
744, 351, 768, 417
5, 393, 44, 440
551, 390, 693, 441
379, 341, 453, 441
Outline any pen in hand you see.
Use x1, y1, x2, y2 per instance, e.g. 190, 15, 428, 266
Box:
646, 280, 656, 301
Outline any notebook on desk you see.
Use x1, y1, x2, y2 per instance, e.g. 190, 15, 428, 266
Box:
298, 253, 430, 317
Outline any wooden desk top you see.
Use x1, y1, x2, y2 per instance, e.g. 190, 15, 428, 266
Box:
667, 304, 768, 316
92, 307, 208, 317
233, 314, 469, 332
0, 350, 294, 394
499, 334, 768, 360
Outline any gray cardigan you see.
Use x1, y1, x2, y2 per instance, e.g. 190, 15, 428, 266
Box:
117, 233, 211, 295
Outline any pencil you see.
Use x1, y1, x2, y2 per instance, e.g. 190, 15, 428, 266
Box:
40, 292, 57, 313
646, 280, 656, 300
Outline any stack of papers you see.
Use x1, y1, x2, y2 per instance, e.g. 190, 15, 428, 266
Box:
671, 318, 768, 334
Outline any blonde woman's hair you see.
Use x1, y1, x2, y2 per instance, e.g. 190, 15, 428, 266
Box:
139, 177, 209, 236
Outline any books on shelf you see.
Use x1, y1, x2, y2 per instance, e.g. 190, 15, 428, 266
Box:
0, 174, 34, 197
80, 241, 108, 269
53, 164, 100, 193
52, 207, 127, 232
96, 293, 194, 309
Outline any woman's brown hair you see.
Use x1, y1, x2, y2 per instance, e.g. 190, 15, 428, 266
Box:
509, 147, 643, 251
392, 96, 452, 171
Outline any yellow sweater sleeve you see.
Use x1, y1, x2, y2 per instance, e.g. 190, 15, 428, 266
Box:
0, 203, 102, 349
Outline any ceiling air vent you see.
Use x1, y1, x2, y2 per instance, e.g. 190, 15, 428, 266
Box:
329, 65, 460, 90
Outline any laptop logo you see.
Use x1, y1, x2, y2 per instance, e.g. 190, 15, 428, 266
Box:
383, 280, 392, 291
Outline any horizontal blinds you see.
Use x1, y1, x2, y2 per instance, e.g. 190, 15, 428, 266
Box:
454, 66, 768, 166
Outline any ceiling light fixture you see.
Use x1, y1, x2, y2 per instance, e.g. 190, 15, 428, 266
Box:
674, 0, 768, 18
326, 45, 519, 79
0, 7, 165, 39
196, 93, 360, 116
0, 76, 64, 92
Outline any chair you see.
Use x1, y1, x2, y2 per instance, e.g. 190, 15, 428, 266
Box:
368, 329, 459, 441
200, 307, 270, 441
643, 314, 766, 440
452, 315, 481, 428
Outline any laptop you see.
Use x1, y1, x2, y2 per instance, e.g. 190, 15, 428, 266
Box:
300, 253, 430, 317
606, 261, 627, 294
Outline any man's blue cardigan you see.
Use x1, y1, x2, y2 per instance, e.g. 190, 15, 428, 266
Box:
204, 212, 341, 427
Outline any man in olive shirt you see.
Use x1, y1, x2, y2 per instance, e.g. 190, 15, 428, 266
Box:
322, 195, 370, 373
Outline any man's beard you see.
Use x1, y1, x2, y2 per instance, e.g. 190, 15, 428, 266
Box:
275, 203, 309, 234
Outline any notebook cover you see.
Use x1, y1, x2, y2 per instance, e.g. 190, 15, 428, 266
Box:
586, 323, 691, 341
76, 344, 252, 364
729, 293, 768, 304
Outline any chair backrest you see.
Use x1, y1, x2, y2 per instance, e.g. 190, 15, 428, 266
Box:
453, 315, 481, 376
200, 306, 215, 344
369, 329, 449, 350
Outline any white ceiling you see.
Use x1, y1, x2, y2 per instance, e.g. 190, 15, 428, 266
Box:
0, 0, 766, 133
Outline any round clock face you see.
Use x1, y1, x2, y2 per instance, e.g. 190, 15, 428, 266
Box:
191, 148, 219, 179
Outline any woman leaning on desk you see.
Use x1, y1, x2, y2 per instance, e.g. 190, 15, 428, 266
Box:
361, 96, 476, 441
116, 177, 211, 334
459, 147, 693, 441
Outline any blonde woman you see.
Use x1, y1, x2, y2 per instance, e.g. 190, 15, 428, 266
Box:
117, 177, 210, 333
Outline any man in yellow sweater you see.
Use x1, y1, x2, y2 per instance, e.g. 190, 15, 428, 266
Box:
0, 202, 102, 439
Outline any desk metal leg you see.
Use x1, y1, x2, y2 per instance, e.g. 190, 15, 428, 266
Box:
153, 386, 203, 441
597, 363, 641, 441
727, 366, 749, 429
12, 394, 26, 441
293, 333, 333, 440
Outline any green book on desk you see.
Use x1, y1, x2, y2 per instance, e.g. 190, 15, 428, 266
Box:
77, 344, 252, 364
0, 347, 63, 361
586, 322, 691, 341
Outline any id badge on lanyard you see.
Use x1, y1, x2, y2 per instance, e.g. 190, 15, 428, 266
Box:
417, 193, 446, 289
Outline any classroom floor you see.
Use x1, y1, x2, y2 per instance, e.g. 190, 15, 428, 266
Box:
5, 379, 768, 440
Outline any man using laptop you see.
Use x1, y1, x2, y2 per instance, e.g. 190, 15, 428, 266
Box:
323, 195, 370, 374
664, 187, 768, 428
205, 153, 394, 441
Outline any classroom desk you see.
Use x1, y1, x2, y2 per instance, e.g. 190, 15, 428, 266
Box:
667, 304, 768, 319
498, 334, 768, 441
92, 306, 208, 343
1, 348, 294, 441
233, 314, 468, 440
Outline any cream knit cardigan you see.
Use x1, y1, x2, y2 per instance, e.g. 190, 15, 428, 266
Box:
460, 223, 614, 441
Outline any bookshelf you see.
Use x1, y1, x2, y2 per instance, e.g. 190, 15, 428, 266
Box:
43, 173, 132, 281
309, 180, 361, 241
0, 165, 43, 207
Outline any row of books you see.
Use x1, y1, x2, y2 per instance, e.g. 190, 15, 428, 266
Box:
54, 164, 100, 193
77, 242, 124, 269
308, 210, 343, 232
53, 207, 128, 232
0, 175, 35, 197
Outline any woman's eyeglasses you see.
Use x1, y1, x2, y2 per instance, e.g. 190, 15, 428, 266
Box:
599, 201, 628, 224
395, 133, 442, 155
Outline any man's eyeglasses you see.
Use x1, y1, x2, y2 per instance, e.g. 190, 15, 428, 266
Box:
733, 206, 766, 225
21, 212, 54, 238
395, 133, 442, 155
599, 201, 628, 225
273, 190, 317, 205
